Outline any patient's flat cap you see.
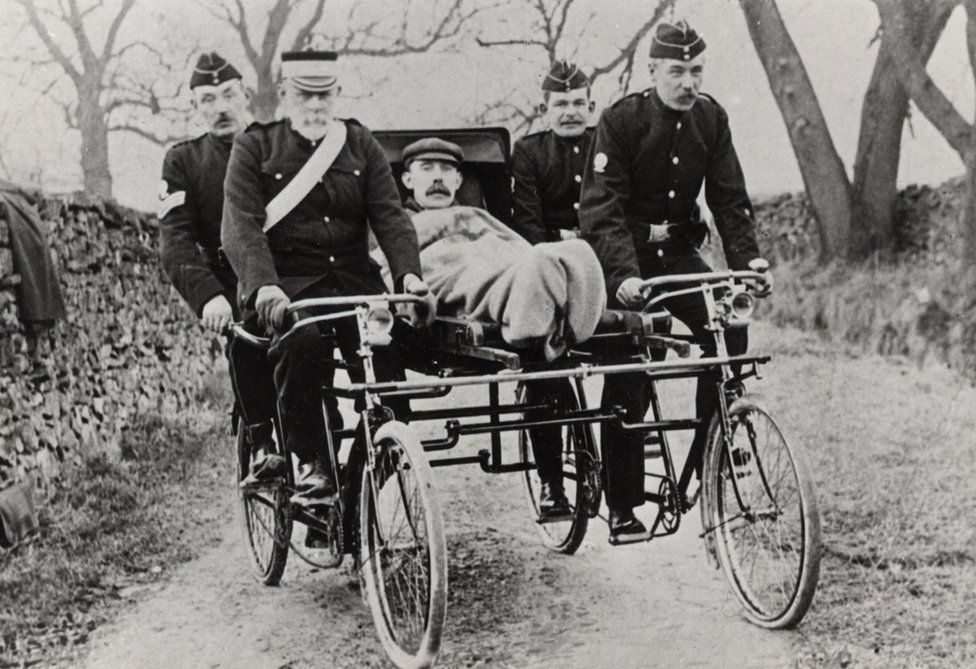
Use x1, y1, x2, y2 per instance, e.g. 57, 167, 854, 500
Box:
649, 19, 706, 61
402, 138, 464, 168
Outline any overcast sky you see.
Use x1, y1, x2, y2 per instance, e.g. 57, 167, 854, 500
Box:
0, 0, 972, 210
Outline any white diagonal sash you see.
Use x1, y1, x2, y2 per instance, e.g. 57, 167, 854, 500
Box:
263, 120, 348, 232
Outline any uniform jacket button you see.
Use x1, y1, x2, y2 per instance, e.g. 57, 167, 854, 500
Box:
573, 146, 580, 154
676, 122, 682, 130
574, 174, 582, 183
668, 190, 676, 198
572, 202, 580, 210
323, 216, 330, 223
672, 156, 679, 165
657, 249, 664, 257
275, 173, 282, 180
353, 169, 361, 176
329, 255, 335, 262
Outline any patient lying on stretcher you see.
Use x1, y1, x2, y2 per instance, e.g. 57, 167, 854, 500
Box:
385, 137, 606, 361
392, 138, 606, 360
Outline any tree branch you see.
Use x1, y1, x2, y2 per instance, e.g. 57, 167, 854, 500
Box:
100, 0, 138, 65
292, 0, 329, 50
108, 122, 188, 146
590, 0, 676, 80
11, 0, 81, 82
875, 0, 972, 156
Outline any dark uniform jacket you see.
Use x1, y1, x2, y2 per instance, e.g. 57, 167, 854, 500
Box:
159, 133, 237, 316
511, 128, 594, 244
580, 88, 760, 298
221, 119, 422, 307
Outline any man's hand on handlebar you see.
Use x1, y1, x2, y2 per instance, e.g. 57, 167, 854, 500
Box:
201, 294, 233, 333
255, 284, 290, 331
398, 274, 436, 328
615, 277, 645, 307
402, 273, 429, 296
745, 258, 773, 298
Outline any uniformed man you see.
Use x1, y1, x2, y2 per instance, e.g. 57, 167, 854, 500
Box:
580, 19, 772, 543
510, 61, 597, 521
511, 59, 595, 244
158, 52, 278, 475
221, 47, 428, 501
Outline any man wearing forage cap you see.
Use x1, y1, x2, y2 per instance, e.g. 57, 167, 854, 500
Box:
580, 19, 772, 543
157, 52, 280, 483
509, 59, 597, 521
221, 43, 429, 504
511, 59, 595, 245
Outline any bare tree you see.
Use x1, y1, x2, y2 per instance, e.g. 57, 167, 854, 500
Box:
741, 0, 955, 262
876, 0, 976, 269
740, 0, 853, 262
851, 1, 955, 258
475, 0, 676, 134
199, 0, 483, 121
9, 0, 189, 200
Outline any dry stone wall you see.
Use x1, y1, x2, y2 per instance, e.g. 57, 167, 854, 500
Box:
0, 190, 218, 488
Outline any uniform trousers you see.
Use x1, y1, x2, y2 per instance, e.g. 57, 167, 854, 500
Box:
523, 378, 577, 485
263, 279, 409, 464
601, 253, 748, 510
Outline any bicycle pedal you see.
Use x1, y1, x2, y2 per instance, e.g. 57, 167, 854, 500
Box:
608, 530, 652, 546
239, 475, 285, 490
289, 492, 338, 509
536, 510, 574, 525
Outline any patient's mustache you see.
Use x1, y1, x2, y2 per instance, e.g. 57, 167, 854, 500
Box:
426, 183, 451, 196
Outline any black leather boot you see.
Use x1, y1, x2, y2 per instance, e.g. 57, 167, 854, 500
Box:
608, 507, 648, 545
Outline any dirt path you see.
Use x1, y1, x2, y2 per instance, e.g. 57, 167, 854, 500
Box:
78, 326, 805, 669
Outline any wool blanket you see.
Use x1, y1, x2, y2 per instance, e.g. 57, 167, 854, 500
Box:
385, 205, 606, 360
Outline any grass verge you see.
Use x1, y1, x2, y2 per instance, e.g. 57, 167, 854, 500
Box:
753, 324, 976, 668
0, 377, 233, 668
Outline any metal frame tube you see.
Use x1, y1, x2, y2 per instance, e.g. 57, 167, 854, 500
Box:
342, 355, 769, 394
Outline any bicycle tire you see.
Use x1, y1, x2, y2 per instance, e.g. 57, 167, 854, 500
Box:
235, 417, 291, 586
359, 421, 447, 669
700, 394, 821, 629
517, 384, 598, 555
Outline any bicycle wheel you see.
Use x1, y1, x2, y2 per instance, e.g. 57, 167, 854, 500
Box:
359, 421, 447, 669
518, 384, 599, 554
700, 394, 821, 629
235, 418, 291, 586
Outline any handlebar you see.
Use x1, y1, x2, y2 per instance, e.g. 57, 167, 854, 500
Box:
286, 293, 425, 314
225, 292, 425, 347
638, 269, 766, 293
228, 323, 271, 348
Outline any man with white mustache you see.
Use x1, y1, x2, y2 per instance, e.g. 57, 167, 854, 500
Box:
221, 46, 428, 504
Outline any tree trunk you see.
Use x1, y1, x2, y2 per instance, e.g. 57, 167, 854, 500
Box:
76, 95, 113, 200
850, 2, 955, 259
850, 42, 910, 259
740, 0, 854, 262
251, 66, 279, 122
963, 153, 976, 275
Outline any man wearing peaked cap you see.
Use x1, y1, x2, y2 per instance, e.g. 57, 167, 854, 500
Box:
579, 18, 771, 543
157, 52, 281, 482
221, 46, 429, 507
510, 59, 597, 521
